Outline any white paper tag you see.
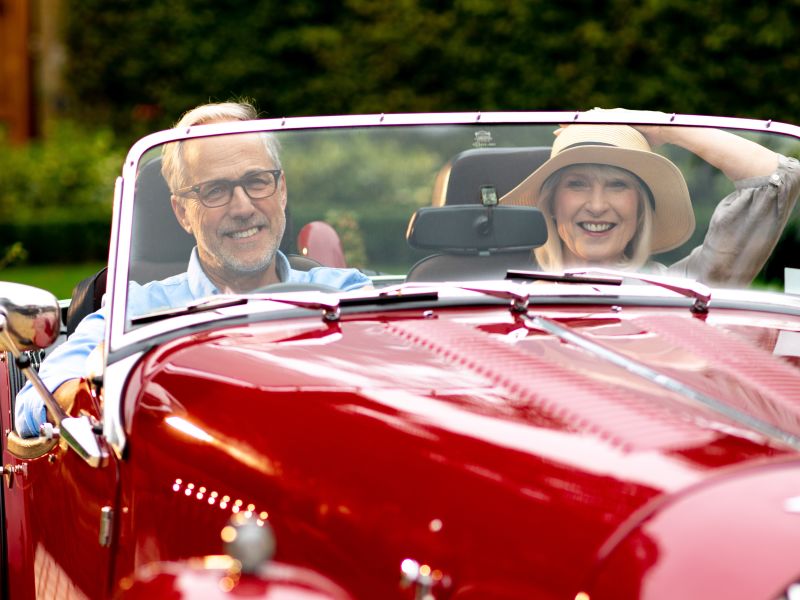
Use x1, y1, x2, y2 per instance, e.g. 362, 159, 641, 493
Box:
773, 330, 800, 357
785, 268, 800, 294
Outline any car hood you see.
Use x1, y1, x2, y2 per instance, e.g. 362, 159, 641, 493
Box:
123, 304, 800, 598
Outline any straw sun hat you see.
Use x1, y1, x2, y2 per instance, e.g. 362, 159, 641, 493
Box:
500, 124, 694, 253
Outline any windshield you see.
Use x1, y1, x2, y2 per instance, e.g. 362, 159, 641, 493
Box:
123, 116, 800, 329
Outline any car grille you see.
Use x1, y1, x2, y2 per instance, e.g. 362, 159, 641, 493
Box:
5, 350, 45, 398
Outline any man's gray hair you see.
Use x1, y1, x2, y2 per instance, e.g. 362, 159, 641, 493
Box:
161, 101, 282, 192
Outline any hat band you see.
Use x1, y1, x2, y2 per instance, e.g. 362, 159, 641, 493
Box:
559, 141, 616, 151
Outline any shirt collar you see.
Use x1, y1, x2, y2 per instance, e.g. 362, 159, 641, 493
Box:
186, 247, 290, 298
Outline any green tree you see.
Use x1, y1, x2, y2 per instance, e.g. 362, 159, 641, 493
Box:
62, 0, 800, 141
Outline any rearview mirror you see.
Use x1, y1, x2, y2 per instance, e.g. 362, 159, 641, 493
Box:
0, 282, 60, 351
407, 205, 548, 252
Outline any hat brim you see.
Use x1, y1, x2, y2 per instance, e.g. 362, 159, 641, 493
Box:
500, 145, 695, 254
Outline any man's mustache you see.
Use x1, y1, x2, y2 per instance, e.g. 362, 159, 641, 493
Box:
219, 216, 270, 235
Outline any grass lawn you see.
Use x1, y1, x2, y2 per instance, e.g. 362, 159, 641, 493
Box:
0, 262, 106, 299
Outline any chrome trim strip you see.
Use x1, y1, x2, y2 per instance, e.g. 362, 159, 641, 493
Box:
103, 351, 144, 456
527, 315, 800, 451
107, 175, 129, 354
122, 112, 800, 161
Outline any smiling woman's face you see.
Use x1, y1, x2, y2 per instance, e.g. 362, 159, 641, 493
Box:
552, 165, 641, 266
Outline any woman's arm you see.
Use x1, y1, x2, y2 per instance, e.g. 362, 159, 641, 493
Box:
578, 107, 780, 180
585, 108, 795, 286
666, 154, 800, 285
639, 124, 779, 181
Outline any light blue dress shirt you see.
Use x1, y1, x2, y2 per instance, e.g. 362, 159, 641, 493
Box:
15, 249, 370, 437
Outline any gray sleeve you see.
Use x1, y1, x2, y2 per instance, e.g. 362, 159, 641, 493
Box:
668, 155, 800, 286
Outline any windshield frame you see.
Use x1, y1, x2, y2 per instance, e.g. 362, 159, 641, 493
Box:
106, 111, 800, 358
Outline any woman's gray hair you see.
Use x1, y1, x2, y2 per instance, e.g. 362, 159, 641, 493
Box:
534, 164, 654, 271
161, 101, 282, 192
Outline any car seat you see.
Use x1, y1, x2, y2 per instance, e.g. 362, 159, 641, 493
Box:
406, 147, 550, 282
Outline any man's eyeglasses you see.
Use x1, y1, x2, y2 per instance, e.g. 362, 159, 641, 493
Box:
174, 169, 282, 208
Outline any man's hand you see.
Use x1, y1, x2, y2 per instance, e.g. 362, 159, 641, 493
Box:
50, 378, 84, 416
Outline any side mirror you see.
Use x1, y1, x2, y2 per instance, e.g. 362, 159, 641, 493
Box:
0, 282, 60, 351
0, 282, 105, 467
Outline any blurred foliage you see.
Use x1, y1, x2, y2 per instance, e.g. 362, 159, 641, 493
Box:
0, 122, 122, 223
763, 220, 800, 283
0, 218, 111, 263
62, 0, 800, 143
323, 209, 367, 268
0, 122, 122, 263
280, 131, 442, 214
278, 129, 448, 270
9, 0, 800, 279
0, 242, 27, 270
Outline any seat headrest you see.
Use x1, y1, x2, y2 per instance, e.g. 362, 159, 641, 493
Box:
132, 156, 195, 263
432, 147, 551, 206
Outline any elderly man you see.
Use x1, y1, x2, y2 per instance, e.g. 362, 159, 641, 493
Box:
15, 102, 369, 437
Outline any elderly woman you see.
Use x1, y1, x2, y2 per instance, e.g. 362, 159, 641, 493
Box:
501, 118, 800, 286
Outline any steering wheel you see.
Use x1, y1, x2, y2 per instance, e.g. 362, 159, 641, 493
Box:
251, 282, 341, 294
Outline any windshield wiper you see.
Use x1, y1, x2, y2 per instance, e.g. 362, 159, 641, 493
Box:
507, 267, 712, 314
130, 288, 440, 325
340, 287, 439, 307
506, 270, 625, 286
131, 295, 249, 325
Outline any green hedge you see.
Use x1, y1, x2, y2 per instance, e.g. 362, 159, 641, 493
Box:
63, 0, 800, 141
761, 220, 800, 286
0, 121, 123, 265
0, 217, 111, 264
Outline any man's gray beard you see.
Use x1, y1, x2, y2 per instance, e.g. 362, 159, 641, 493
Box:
222, 251, 275, 274
218, 221, 285, 275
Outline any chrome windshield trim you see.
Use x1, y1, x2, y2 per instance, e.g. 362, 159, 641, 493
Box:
107, 175, 129, 356
122, 112, 800, 162
103, 350, 144, 456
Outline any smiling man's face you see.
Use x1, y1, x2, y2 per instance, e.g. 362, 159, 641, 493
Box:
552, 165, 640, 266
171, 133, 287, 292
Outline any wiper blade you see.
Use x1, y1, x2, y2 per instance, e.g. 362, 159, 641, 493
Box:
130, 288, 440, 326
131, 295, 248, 324
508, 267, 712, 314
247, 288, 440, 321
130, 291, 343, 324
393, 280, 536, 313
507, 270, 624, 286
339, 288, 439, 307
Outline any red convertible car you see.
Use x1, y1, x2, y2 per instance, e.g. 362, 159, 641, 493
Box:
2, 111, 800, 599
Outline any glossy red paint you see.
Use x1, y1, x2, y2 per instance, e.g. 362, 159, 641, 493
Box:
1, 384, 118, 599
98, 303, 800, 599
5, 113, 800, 600
120, 560, 355, 599
585, 458, 800, 599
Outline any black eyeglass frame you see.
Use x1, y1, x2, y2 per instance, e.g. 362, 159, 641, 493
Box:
173, 169, 283, 207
